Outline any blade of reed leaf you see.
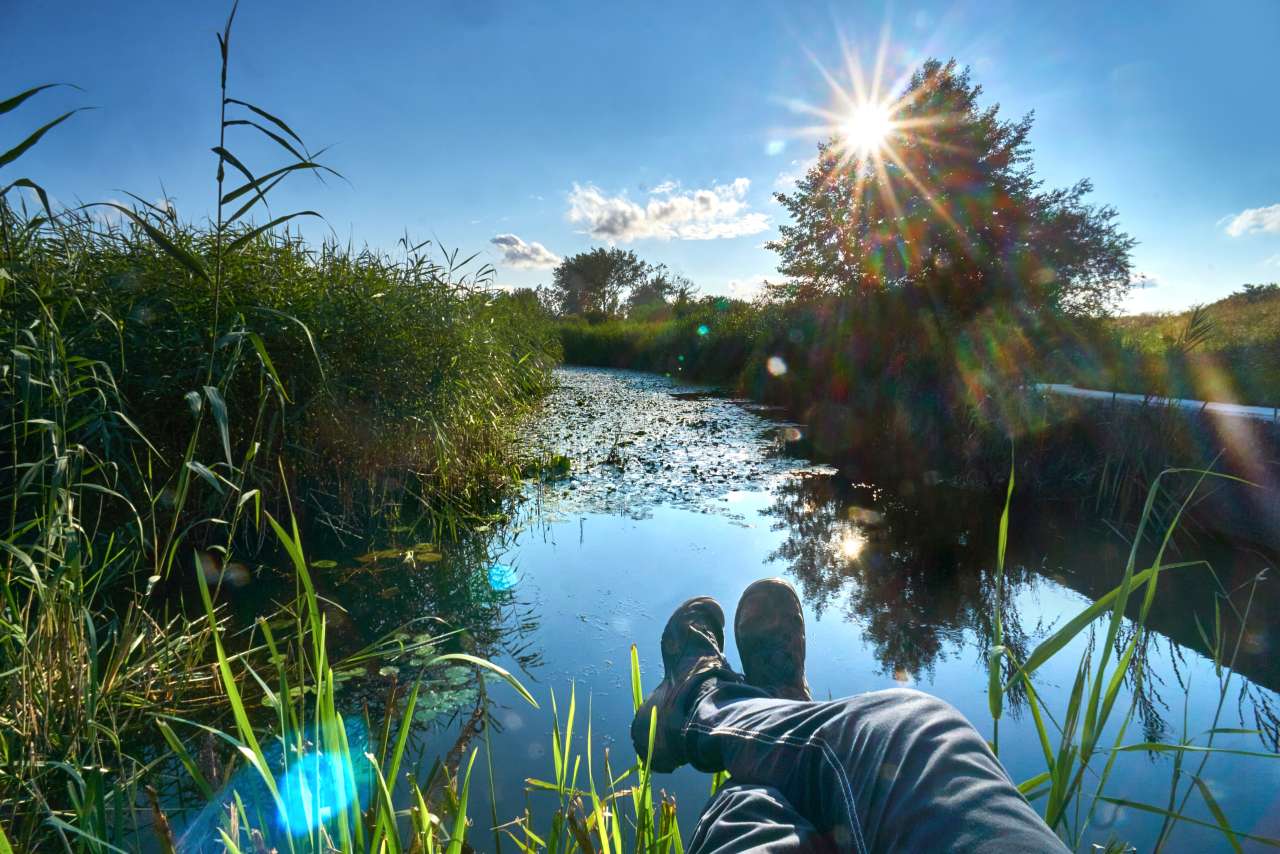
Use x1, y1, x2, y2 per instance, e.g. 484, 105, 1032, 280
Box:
224, 98, 306, 147
0, 110, 82, 168
630, 644, 643, 712
222, 118, 308, 162
0, 178, 52, 218
446, 750, 479, 854
224, 211, 321, 253
1009, 561, 1205, 685
203, 386, 232, 468
1192, 776, 1242, 853
0, 83, 71, 115
155, 720, 214, 800
436, 653, 538, 708
1097, 798, 1280, 847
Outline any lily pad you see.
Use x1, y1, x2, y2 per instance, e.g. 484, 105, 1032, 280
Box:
355, 547, 404, 564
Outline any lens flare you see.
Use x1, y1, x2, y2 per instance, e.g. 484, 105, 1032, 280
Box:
767, 356, 788, 376
488, 562, 518, 591
842, 100, 894, 153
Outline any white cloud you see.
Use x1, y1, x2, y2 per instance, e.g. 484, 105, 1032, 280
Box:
566, 178, 770, 242
1266, 254, 1280, 268
725, 275, 771, 299
1223, 203, 1280, 237
490, 233, 561, 269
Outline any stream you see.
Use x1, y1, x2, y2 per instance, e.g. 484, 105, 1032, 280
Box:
319, 367, 1280, 850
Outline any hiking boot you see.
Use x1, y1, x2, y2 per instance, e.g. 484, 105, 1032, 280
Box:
735, 577, 812, 701
631, 596, 736, 772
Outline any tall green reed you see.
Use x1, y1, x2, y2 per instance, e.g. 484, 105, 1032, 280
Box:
988, 459, 1280, 851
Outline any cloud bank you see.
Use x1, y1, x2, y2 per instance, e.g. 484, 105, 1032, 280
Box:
490, 233, 561, 269
567, 178, 770, 242
1223, 203, 1280, 237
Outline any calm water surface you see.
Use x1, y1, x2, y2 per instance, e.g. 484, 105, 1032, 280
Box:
344, 367, 1280, 852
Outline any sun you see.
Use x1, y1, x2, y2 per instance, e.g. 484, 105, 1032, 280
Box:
842, 100, 894, 154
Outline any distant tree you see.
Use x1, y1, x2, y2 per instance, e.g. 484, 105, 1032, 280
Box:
1238, 282, 1279, 302
550, 248, 649, 317
625, 264, 699, 319
767, 59, 1136, 317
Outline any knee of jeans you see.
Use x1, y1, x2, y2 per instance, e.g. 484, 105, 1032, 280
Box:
860, 687, 972, 731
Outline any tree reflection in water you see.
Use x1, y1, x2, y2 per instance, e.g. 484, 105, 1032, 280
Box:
762, 472, 1036, 696
760, 471, 1280, 747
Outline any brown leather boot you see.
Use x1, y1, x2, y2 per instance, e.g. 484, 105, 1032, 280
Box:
631, 596, 737, 772
734, 577, 812, 701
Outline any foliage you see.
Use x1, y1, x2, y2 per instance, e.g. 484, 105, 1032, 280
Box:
549, 247, 650, 318
549, 247, 700, 323
1237, 282, 1279, 302
558, 295, 760, 381
1061, 285, 1280, 405
769, 59, 1137, 318
625, 264, 698, 321
154, 510, 682, 854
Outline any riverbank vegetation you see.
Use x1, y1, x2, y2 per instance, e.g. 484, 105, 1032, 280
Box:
0, 10, 557, 845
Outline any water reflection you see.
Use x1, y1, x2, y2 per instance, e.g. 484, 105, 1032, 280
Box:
760, 470, 1280, 746
762, 473, 1035, 691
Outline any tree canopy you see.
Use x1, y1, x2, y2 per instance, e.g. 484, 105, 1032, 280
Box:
549, 247, 648, 317
549, 249, 697, 320
767, 59, 1136, 318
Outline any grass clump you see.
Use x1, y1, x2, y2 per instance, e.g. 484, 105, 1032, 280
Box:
171, 510, 686, 853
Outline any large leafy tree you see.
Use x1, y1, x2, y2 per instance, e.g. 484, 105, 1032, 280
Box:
550, 247, 649, 317
768, 59, 1136, 318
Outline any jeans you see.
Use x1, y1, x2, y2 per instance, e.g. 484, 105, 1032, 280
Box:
682, 683, 1069, 853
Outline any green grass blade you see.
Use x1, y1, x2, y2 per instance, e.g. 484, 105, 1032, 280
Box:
88, 203, 210, 282
1097, 797, 1280, 847
630, 644, 643, 712
0, 83, 69, 115
436, 653, 538, 708
446, 750, 479, 854
155, 720, 214, 800
224, 97, 307, 147
203, 385, 233, 468
1192, 776, 1242, 853
1009, 560, 1205, 685
224, 211, 321, 253
0, 109, 82, 168
1114, 742, 1280, 760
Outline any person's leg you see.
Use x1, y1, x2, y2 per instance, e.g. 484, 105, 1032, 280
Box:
683, 681, 1068, 853
633, 594, 1066, 852
687, 783, 835, 854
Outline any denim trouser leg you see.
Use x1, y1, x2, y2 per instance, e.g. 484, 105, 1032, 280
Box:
682, 683, 1068, 853
688, 783, 835, 853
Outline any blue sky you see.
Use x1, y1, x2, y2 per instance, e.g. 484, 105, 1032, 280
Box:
5, 0, 1279, 313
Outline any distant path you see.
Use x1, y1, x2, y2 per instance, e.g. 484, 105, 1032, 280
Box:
1037, 383, 1280, 423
